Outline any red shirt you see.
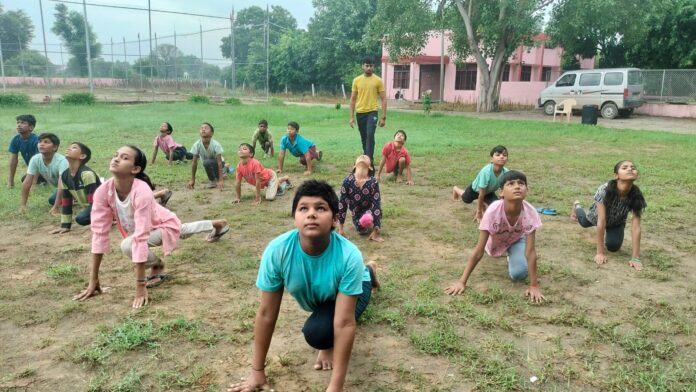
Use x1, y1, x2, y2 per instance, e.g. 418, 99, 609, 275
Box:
236, 158, 273, 187
381, 142, 411, 172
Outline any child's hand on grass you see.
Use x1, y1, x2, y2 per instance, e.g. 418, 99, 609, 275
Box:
253, 197, 262, 206
525, 286, 545, 303
406, 179, 414, 186
303, 170, 312, 176
187, 180, 195, 189
217, 180, 224, 190
132, 285, 149, 308
444, 281, 466, 296
473, 210, 483, 223
594, 253, 607, 265
74, 282, 102, 301
628, 259, 643, 271
232, 198, 240, 204
50, 206, 60, 216
227, 370, 269, 392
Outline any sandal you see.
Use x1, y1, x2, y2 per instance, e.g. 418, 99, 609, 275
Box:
161, 190, 173, 207
536, 207, 558, 216
146, 274, 169, 288
207, 225, 230, 242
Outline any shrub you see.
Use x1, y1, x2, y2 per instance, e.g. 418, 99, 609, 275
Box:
224, 97, 241, 105
0, 93, 31, 106
61, 92, 96, 105
270, 97, 285, 106
335, 102, 341, 110
188, 95, 210, 104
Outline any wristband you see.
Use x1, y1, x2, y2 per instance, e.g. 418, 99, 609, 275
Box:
251, 364, 265, 371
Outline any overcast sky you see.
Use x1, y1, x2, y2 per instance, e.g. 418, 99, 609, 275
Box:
3, 0, 315, 66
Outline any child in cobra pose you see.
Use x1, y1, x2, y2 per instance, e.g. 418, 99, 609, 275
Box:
445, 171, 545, 302
74, 145, 229, 308
151, 122, 193, 165
233, 143, 291, 205
571, 160, 647, 271
338, 154, 383, 242
453, 145, 509, 223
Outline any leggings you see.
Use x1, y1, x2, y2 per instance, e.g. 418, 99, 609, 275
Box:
574, 205, 624, 252
301, 266, 374, 350
461, 184, 498, 205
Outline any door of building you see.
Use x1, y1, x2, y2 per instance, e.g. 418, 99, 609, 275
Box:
419, 64, 441, 101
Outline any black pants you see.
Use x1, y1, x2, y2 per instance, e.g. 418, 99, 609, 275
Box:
575, 206, 624, 252
356, 111, 378, 164
461, 184, 499, 205
301, 268, 374, 350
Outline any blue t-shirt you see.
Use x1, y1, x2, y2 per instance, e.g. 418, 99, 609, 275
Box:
471, 163, 509, 194
8, 133, 39, 165
279, 134, 315, 157
256, 229, 370, 312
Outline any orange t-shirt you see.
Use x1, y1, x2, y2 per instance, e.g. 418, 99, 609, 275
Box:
236, 158, 273, 187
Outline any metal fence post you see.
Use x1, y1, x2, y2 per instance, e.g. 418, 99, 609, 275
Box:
138, 33, 143, 89
660, 69, 666, 102
39, 0, 52, 99
82, 0, 94, 94
122, 36, 128, 89
0, 38, 5, 92
173, 29, 178, 90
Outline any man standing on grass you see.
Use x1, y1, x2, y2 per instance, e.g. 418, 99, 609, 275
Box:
349, 56, 387, 166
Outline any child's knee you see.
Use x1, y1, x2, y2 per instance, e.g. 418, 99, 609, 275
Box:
606, 241, 622, 252
508, 257, 529, 281
302, 320, 333, 350
120, 238, 132, 256
75, 214, 90, 226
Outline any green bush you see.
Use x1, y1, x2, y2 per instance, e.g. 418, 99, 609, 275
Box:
61, 92, 96, 105
335, 102, 341, 110
188, 95, 210, 104
224, 97, 241, 105
270, 97, 285, 106
0, 93, 31, 106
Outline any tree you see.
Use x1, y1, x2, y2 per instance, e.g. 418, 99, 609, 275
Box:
625, 0, 696, 69
51, 3, 101, 76
270, 30, 315, 91
371, 0, 552, 112
4, 50, 52, 76
0, 5, 35, 60
545, 0, 646, 68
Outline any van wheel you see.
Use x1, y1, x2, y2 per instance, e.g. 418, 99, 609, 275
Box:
601, 102, 619, 119
543, 101, 556, 115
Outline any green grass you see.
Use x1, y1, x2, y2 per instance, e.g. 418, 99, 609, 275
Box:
1, 102, 695, 391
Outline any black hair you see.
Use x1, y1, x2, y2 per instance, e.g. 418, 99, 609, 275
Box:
38, 132, 60, 147
287, 121, 300, 131
498, 170, 527, 189
394, 129, 407, 141
490, 145, 508, 156
71, 142, 92, 164
16, 114, 37, 127
362, 56, 374, 65
239, 142, 255, 157
125, 144, 155, 190
258, 119, 268, 126
202, 122, 215, 133
604, 160, 647, 218
292, 180, 339, 222
163, 122, 173, 134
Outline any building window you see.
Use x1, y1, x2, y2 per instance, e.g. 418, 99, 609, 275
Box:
455, 63, 477, 90
542, 67, 552, 82
393, 65, 410, 89
521, 65, 532, 82
501, 64, 510, 82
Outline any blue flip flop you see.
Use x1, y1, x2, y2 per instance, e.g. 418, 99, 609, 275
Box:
536, 207, 558, 216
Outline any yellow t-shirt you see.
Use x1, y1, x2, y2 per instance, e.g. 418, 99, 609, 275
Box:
352, 74, 385, 113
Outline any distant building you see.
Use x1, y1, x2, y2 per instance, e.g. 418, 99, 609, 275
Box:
381, 32, 595, 106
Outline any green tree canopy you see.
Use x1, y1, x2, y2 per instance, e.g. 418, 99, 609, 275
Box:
51, 3, 101, 76
4, 50, 52, 76
0, 4, 35, 60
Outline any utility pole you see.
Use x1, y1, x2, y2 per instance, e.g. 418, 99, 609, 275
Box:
122, 37, 128, 88
0, 38, 6, 92
39, 0, 52, 99
265, 4, 269, 102
82, 0, 94, 94
148, 0, 154, 101
230, 8, 235, 95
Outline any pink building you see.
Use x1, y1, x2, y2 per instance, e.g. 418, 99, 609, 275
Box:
381, 32, 595, 106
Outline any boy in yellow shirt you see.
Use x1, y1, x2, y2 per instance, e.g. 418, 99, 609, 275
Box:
349, 56, 387, 165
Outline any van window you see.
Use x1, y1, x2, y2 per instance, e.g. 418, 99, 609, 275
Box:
579, 73, 601, 86
604, 72, 623, 86
556, 74, 576, 87
628, 70, 642, 85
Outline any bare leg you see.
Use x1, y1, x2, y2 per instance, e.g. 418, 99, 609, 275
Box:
570, 200, 580, 222
396, 157, 406, 183
206, 219, 229, 242
452, 186, 464, 201
366, 261, 380, 289
368, 228, 384, 242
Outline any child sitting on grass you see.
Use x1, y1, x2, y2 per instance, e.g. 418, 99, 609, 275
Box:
188, 122, 225, 190
74, 145, 229, 308
445, 171, 545, 303
571, 160, 647, 271
376, 130, 414, 185
233, 143, 291, 205
20, 132, 68, 214
277, 121, 322, 176
151, 122, 193, 165
227, 180, 379, 392
338, 154, 383, 242
52, 142, 101, 234
251, 119, 274, 157
453, 145, 509, 223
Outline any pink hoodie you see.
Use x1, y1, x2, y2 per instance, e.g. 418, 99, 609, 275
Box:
91, 178, 182, 262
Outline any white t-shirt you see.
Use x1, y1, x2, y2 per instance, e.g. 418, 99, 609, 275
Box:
115, 192, 135, 235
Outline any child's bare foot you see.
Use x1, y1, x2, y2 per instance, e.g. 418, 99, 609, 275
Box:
366, 261, 380, 289
570, 200, 580, 222
368, 231, 384, 242
313, 348, 333, 370
396, 176, 403, 183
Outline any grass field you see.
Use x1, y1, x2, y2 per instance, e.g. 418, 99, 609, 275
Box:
1, 101, 695, 391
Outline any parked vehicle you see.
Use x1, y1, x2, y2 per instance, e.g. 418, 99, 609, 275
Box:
539, 68, 644, 119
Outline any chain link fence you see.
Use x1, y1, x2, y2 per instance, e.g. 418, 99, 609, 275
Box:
641, 69, 696, 104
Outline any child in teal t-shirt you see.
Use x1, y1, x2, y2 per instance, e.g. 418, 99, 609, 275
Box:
229, 180, 379, 392
277, 121, 322, 176
453, 145, 509, 222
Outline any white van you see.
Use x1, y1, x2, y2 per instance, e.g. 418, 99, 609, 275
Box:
538, 68, 644, 119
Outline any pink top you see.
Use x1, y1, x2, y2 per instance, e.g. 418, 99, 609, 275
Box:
479, 200, 542, 257
236, 158, 273, 187
91, 178, 182, 262
153, 134, 182, 155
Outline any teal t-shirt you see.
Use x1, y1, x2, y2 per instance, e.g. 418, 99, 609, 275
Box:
471, 163, 509, 194
256, 229, 370, 312
279, 134, 315, 157
27, 153, 68, 187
